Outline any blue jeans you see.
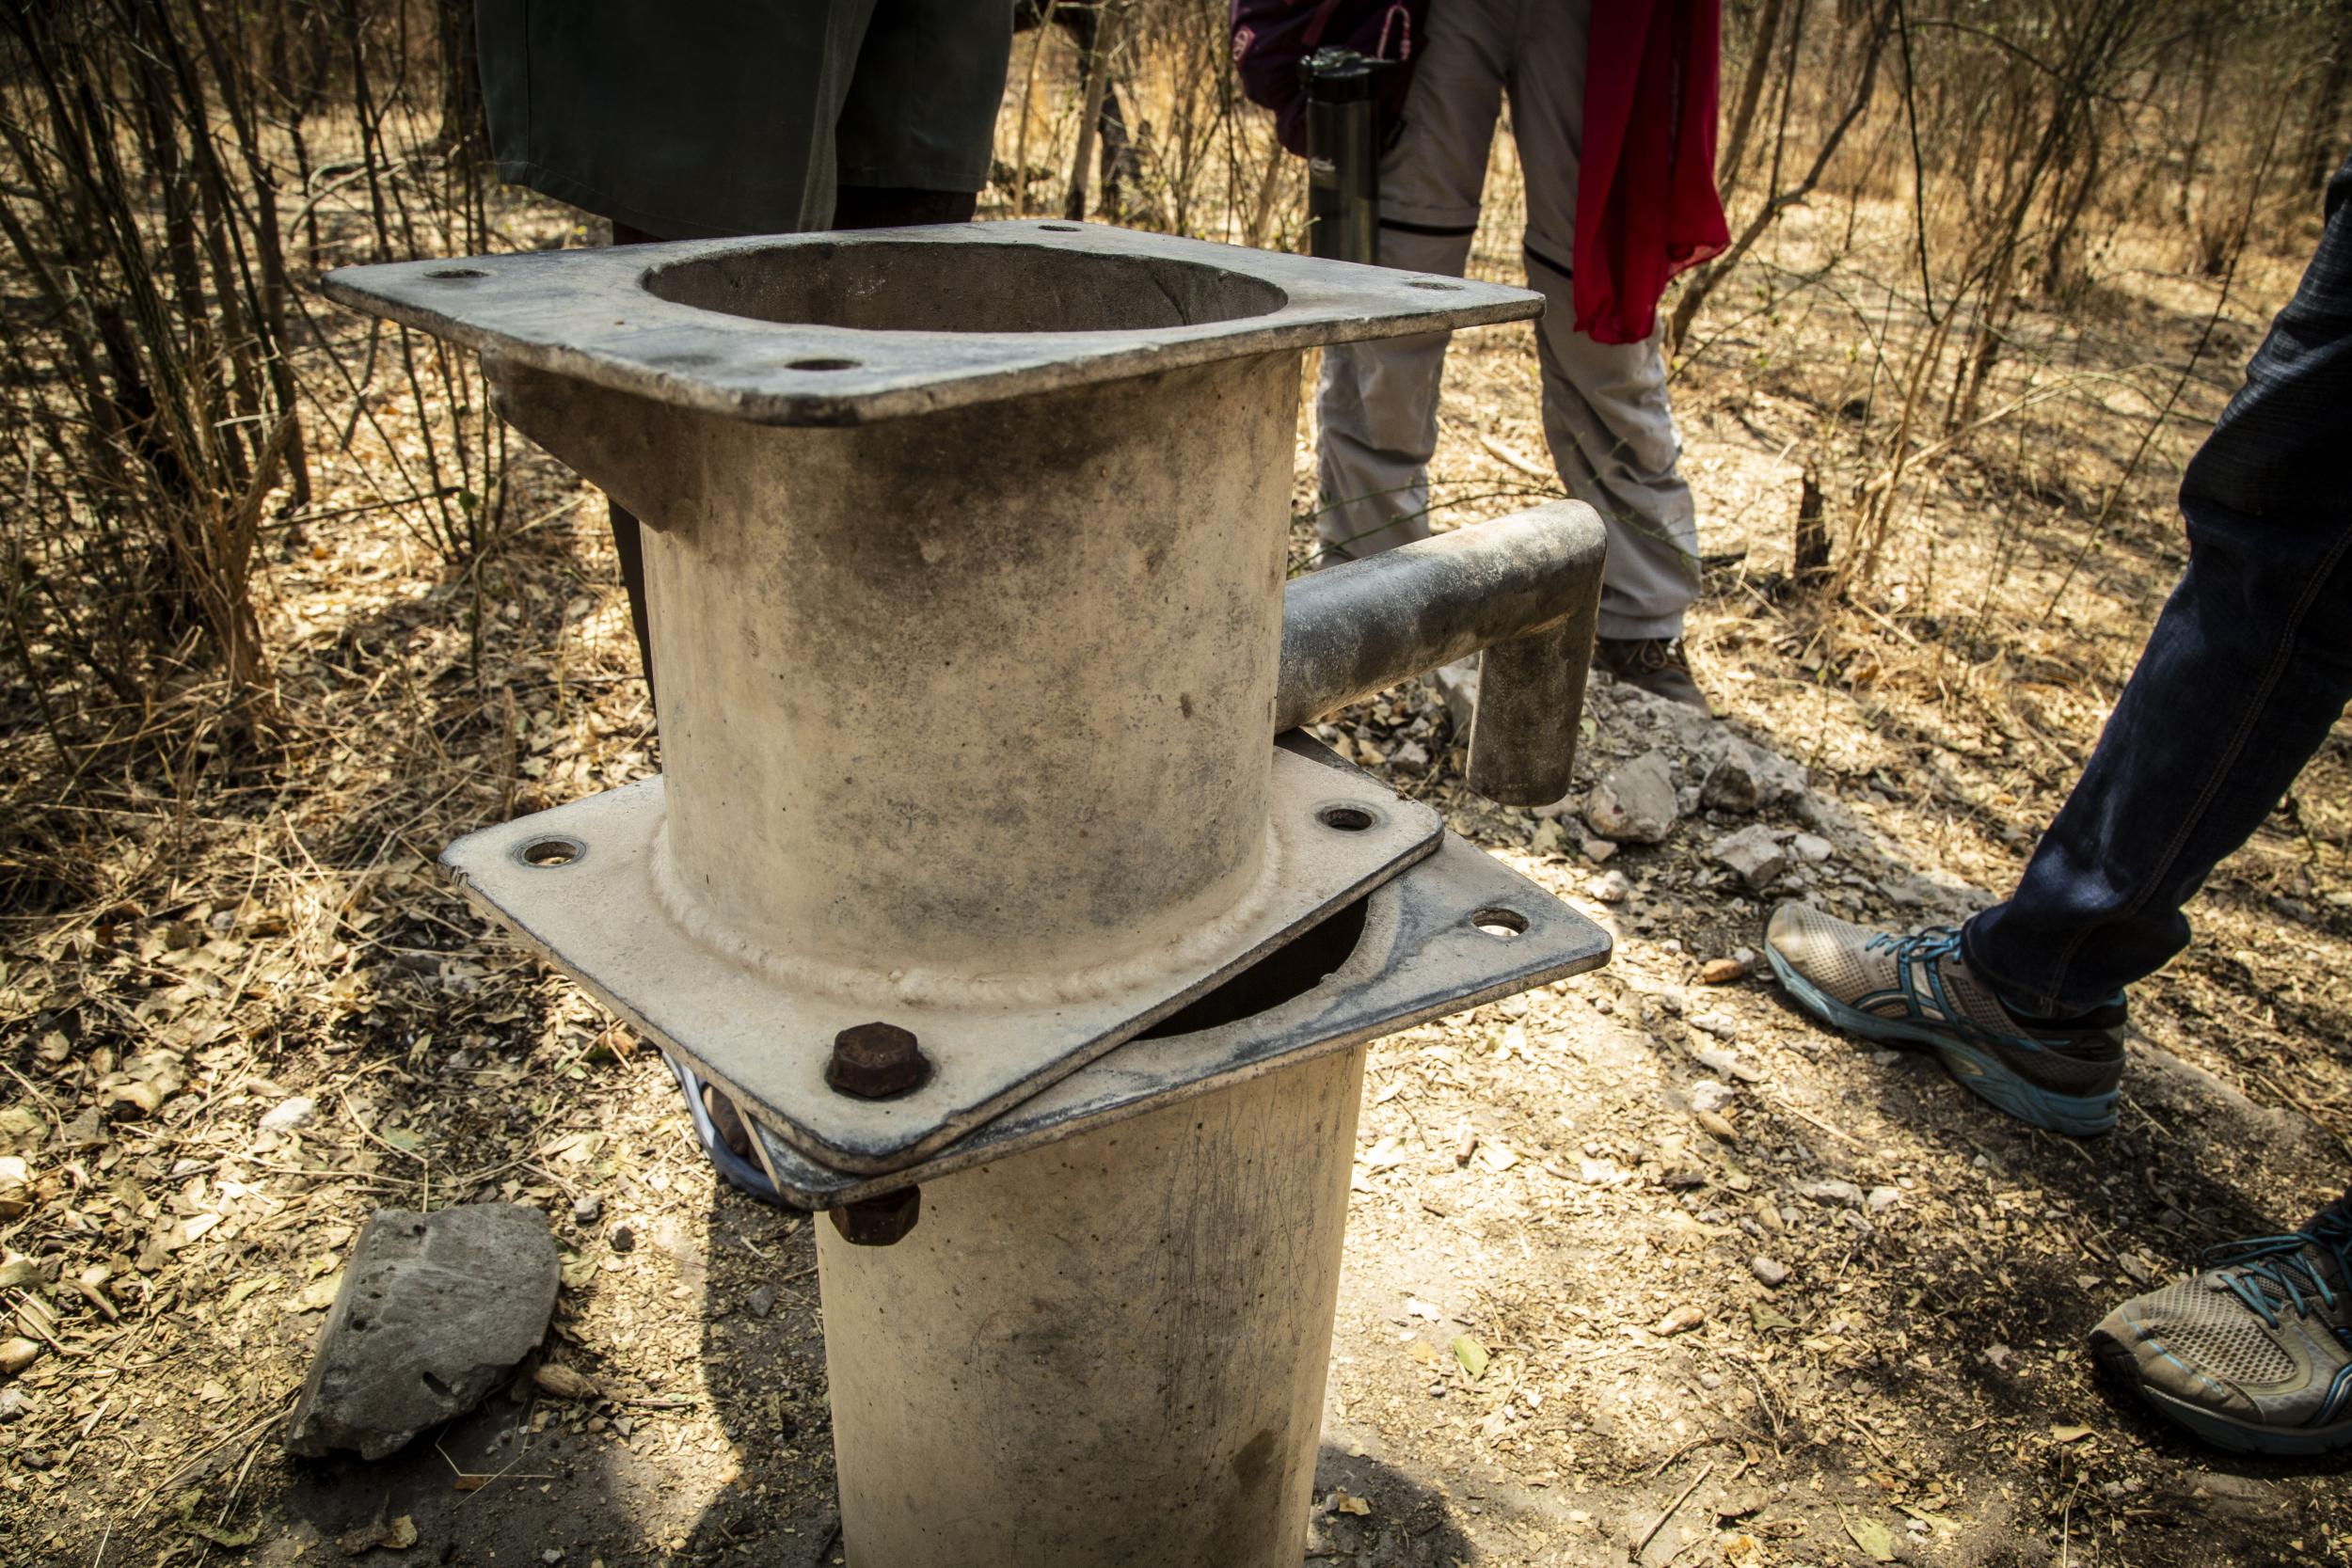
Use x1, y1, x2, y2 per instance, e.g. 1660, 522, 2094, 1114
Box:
1964, 155, 2352, 1017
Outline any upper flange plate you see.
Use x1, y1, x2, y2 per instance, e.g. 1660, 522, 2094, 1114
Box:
441, 747, 1440, 1174
321, 220, 1543, 426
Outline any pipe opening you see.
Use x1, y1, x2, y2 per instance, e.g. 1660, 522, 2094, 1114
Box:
1136, 895, 1369, 1039
643, 241, 1288, 334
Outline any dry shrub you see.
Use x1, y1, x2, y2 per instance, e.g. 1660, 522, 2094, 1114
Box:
0, 0, 502, 776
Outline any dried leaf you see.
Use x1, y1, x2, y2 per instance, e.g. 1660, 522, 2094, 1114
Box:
1452, 1333, 1489, 1380
339, 1508, 420, 1555
1655, 1305, 1706, 1337
2049, 1423, 2095, 1444
174, 1490, 260, 1548
220, 1275, 278, 1311
289, 1272, 342, 1313
1331, 1490, 1372, 1516
0, 1156, 29, 1220
534, 1362, 600, 1401
1841, 1509, 1897, 1562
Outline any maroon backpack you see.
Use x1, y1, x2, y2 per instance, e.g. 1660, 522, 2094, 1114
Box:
1230, 0, 1429, 156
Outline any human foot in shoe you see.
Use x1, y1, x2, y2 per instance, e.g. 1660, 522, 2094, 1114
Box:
1762, 903, 2125, 1134
1596, 636, 1708, 711
2090, 1199, 2352, 1454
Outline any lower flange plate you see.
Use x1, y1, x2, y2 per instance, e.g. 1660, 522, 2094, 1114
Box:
750, 825, 1613, 1207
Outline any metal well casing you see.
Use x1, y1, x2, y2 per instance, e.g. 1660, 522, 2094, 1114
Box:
818, 1044, 1365, 1568
494, 351, 1297, 1000
320, 227, 1597, 1568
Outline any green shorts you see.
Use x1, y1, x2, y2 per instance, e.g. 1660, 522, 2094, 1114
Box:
477, 0, 1013, 239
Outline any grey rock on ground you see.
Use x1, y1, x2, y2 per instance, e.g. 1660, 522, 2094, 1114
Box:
259, 1095, 316, 1132
1710, 824, 1787, 891
1700, 745, 1768, 814
1583, 751, 1679, 845
1801, 1180, 1867, 1207
1700, 736, 1808, 815
284, 1204, 560, 1459
1688, 1079, 1737, 1115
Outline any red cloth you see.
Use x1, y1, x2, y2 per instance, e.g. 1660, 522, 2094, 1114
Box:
1574, 0, 1730, 344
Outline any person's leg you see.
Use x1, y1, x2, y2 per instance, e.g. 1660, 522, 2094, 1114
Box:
1763, 157, 2352, 1137
1311, 0, 1510, 564
1504, 0, 1704, 704
604, 222, 668, 706
830, 0, 1011, 223
477, 0, 880, 240
830, 186, 977, 228
1965, 156, 2352, 1017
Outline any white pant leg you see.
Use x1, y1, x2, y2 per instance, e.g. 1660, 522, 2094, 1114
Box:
1508, 0, 1701, 638
1312, 0, 1512, 562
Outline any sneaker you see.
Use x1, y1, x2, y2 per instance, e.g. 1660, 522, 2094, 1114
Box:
1761, 904, 2125, 1134
1596, 636, 1708, 711
2089, 1202, 2352, 1455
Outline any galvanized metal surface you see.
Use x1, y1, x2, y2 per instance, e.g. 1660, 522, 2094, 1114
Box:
486, 350, 1311, 1012
751, 830, 1611, 1206
1277, 499, 1606, 805
321, 221, 1540, 426
439, 749, 1440, 1175
817, 1041, 1367, 1568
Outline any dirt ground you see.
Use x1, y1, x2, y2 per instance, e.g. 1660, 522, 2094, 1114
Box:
6, 175, 2352, 1567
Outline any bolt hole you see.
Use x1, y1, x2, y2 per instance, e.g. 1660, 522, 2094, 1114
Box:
1317, 803, 1376, 832
519, 835, 583, 867
425, 266, 487, 279
1470, 907, 1529, 938
787, 356, 860, 372
1406, 279, 1462, 291
1039, 223, 1082, 232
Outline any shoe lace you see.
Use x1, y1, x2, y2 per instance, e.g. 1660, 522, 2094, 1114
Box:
2204, 1209, 2352, 1329
1864, 926, 1963, 966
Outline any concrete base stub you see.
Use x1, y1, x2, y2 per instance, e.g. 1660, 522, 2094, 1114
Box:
816, 1043, 1368, 1567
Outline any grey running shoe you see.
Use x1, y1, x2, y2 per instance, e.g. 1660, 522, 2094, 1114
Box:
1762, 904, 2124, 1134
2090, 1204, 2352, 1455
1596, 636, 1708, 711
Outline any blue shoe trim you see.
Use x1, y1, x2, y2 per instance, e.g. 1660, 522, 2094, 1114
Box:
1766, 943, 2119, 1135
2132, 1380, 2352, 1457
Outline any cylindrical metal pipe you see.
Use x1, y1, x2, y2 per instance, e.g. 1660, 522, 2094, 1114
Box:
1275, 499, 1607, 804
817, 1043, 1367, 1568
491, 354, 1298, 1001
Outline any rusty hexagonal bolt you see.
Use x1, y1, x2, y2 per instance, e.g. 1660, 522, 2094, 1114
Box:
825, 1021, 929, 1099
829, 1186, 921, 1246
